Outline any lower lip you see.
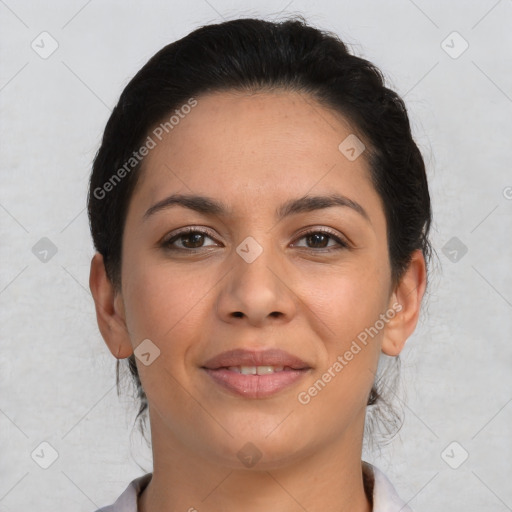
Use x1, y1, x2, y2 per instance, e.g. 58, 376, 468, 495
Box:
203, 368, 309, 399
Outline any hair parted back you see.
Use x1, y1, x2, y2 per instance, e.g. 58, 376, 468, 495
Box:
88, 15, 432, 444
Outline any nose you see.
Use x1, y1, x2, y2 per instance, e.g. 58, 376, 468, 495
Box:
215, 242, 297, 328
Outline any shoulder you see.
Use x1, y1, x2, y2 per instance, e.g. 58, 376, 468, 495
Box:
92, 473, 152, 512
363, 461, 413, 512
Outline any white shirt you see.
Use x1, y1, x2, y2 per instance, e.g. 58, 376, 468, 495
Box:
94, 461, 413, 511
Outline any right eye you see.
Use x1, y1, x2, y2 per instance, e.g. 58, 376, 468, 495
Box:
160, 227, 220, 251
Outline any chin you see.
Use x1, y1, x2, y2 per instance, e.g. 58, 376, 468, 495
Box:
203, 423, 317, 471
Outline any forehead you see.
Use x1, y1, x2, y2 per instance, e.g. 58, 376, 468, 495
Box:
131, 90, 381, 221
145, 89, 358, 167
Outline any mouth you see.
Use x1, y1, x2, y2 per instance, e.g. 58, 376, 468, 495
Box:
201, 349, 312, 399
223, 365, 290, 374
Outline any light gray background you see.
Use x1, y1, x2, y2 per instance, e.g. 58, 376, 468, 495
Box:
1, 1, 511, 511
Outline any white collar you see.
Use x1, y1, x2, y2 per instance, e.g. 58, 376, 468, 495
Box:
96, 461, 412, 511
364, 462, 413, 511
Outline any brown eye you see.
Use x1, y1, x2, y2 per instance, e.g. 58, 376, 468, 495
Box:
293, 229, 348, 250
162, 228, 218, 250
305, 232, 329, 248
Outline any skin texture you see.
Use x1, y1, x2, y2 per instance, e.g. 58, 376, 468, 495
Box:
89, 90, 426, 512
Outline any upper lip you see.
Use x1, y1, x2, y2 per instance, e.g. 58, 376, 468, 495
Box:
202, 348, 310, 370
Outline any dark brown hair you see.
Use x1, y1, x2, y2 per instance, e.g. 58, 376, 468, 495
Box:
88, 16, 432, 442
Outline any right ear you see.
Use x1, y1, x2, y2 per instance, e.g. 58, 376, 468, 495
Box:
89, 253, 133, 359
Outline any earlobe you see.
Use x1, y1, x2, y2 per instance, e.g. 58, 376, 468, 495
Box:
381, 249, 427, 357
89, 253, 133, 359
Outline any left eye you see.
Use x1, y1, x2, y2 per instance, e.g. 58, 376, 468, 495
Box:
293, 230, 348, 250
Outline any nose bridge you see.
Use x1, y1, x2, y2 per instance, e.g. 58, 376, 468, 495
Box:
236, 236, 279, 294
235, 232, 281, 299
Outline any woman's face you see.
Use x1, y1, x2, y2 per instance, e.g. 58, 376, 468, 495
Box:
116, 90, 398, 467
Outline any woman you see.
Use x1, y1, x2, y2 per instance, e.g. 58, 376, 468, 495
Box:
88, 16, 431, 512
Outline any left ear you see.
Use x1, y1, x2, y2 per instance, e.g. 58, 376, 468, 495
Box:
381, 249, 427, 356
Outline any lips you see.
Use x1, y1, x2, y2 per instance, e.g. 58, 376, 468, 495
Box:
202, 348, 310, 370
201, 348, 312, 399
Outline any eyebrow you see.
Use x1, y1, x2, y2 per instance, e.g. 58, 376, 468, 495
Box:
143, 193, 370, 223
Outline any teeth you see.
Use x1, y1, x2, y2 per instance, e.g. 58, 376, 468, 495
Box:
256, 365, 284, 375
227, 365, 285, 374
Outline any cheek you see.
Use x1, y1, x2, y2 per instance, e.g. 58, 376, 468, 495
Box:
302, 259, 390, 343
298, 259, 389, 400
121, 254, 211, 346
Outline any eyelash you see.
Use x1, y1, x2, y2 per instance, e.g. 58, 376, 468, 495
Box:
160, 226, 349, 252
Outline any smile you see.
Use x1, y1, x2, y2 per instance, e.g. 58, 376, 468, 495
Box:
201, 348, 312, 399
203, 366, 310, 399
227, 365, 285, 374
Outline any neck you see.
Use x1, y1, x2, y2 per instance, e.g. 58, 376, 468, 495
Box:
139, 409, 372, 512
